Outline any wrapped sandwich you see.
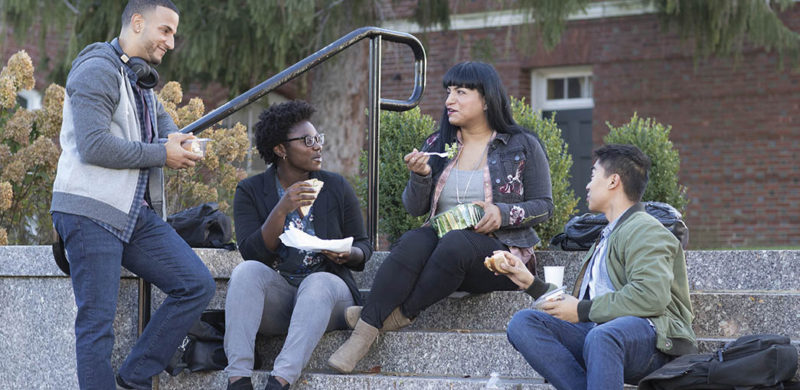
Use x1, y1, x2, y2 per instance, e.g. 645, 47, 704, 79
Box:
299, 179, 324, 216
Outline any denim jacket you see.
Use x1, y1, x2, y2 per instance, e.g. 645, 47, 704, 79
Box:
402, 130, 554, 248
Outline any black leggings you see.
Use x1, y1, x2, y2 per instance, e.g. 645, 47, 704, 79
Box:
360, 227, 518, 328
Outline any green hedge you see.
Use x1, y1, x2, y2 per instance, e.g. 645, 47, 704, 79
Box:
356, 108, 433, 243
511, 98, 579, 246
604, 113, 688, 214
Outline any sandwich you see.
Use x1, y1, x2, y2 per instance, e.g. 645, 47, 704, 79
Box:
484, 252, 511, 274
299, 178, 324, 216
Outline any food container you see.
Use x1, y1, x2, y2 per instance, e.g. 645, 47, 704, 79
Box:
430, 203, 485, 238
185, 138, 211, 157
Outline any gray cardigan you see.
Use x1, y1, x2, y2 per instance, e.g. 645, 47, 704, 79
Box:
51, 42, 177, 229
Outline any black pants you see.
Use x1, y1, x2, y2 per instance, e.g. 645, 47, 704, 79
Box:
360, 227, 518, 328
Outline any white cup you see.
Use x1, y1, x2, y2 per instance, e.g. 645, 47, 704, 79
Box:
543, 266, 565, 287
184, 138, 211, 157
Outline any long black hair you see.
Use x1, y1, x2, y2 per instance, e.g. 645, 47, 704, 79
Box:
429, 61, 525, 174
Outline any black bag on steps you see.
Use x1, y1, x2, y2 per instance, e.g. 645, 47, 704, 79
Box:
165, 310, 228, 375
550, 201, 689, 251
167, 202, 236, 250
638, 334, 799, 390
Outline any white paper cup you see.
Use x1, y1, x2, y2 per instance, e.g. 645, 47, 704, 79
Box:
543, 266, 565, 287
185, 138, 211, 157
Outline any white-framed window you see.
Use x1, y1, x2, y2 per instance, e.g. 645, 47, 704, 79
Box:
530, 66, 593, 111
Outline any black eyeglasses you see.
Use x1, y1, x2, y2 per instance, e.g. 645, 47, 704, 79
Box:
285, 133, 325, 147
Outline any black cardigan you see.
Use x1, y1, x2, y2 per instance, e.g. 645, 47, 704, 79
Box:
233, 165, 373, 304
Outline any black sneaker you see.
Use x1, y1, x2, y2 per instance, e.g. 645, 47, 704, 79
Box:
265, 375, 290, 390
227, 376, 254, 390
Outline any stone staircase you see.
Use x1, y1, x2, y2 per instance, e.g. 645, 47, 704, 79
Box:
158, 250, 800, 389
1, 247, 797, 389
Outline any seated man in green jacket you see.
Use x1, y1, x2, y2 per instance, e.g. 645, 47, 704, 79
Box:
495, 144, 696, 390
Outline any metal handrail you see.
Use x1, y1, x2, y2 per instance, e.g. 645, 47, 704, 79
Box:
180, 26, 426, 133
178, 26, 427, 246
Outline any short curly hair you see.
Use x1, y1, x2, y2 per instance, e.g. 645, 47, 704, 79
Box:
253, 100, 316, 165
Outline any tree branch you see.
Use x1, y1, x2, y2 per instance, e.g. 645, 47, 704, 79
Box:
62, 0, 79, 15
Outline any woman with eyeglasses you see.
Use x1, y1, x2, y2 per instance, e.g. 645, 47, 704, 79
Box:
224, 100, 372, 390
328, 61, 554, 373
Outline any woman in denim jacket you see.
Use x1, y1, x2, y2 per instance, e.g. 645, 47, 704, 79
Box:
328, 61, 554, 373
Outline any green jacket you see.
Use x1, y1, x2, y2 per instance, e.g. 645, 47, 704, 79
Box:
527, 203, 697, 356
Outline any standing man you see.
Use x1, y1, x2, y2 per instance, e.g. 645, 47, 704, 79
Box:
50, 1, 215, 389
496, 144, 696, 389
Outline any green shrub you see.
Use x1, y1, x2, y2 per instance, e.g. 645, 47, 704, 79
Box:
356, 108, 434, 243
604, 113, 688, 214
511, 98, 579, 246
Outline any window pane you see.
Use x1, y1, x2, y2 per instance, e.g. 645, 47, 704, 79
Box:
567, 77, 582, 99
547, 78, 564, 99
586, 76, 593, 98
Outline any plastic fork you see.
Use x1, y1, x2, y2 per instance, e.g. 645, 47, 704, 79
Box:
422, 151, 449, 158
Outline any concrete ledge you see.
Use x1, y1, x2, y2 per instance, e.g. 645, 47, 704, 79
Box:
5, 246, 799, 290
159, 370, 556, 390
0, 246, 243, 389
357, 250, 800, 292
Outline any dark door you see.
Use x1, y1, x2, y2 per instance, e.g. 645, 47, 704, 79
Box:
543, 108, 593, 214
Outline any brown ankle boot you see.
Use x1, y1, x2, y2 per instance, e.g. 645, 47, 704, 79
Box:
328, 319, 378, 373
344, 306, 362, 329
382, 307, 413, 331
345, 306, 412, 332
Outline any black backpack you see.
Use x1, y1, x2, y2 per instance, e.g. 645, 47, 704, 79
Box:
550, 202, 689, 251
638, 334, 799, 390
167, 202, 236, 250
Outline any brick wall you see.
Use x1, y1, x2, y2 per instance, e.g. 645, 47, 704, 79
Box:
380, 9, 800, 248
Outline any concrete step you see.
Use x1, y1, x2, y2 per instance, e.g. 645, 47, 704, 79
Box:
249, 329, 800, 379
342, 290, 800, 339
185, 286, 800, 343
158, 336, 799, 389
355, 250, 800, 293
255, 330, 540, 379
11, 246, 798, 293
692, 291, 800, 339
159, 370, 557, 390
534, 250, 800, 292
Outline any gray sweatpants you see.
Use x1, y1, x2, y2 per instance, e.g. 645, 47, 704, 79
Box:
223, 260, 353, 384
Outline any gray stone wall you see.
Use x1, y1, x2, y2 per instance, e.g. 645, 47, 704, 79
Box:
2, 247, 798, 389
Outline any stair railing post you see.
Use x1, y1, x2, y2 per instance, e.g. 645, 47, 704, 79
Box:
367, 35, 382, 248
138, 279, 157, 389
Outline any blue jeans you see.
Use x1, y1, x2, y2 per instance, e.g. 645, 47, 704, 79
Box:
506, 310, 671, 390
53, 207, 215, 390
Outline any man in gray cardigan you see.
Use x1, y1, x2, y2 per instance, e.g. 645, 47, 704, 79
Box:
50, 1, 215, 388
